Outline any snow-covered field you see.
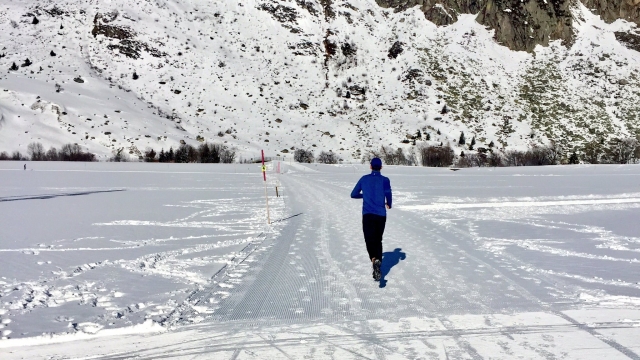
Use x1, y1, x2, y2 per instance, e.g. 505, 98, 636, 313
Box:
1, 162, 640, 359
1, 0, 639, 160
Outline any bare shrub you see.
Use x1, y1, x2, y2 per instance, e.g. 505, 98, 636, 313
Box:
317, 151, 338, 164
294, 148, 314, 163
419, 144, 455, 167
109, 148, 129, 162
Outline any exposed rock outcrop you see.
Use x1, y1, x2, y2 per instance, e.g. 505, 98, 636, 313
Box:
375, 0, 483, 25
374, 0, 639, 52
580, 0, 640, 25
616, 31, 640, 52
477, 0, 576, 52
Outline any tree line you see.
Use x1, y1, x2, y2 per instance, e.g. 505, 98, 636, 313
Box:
138, 143, 237, 163
0, 143, 96, 162
0, 142, 237, 163
292, 136, 640, 167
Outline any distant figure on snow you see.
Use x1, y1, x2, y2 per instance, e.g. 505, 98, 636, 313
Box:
24, 164, 26, 170
350, 157, 392, 281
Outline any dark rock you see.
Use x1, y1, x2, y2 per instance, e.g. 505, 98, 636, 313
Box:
341, 42, 357, 57
615, 31, 640, 52
259, 2, 298, 23
403, 68, 423, 82
581, 0, 640, 25
32, 16, 39, 25
73, 77, 84, 83
92, 23, 133, 40
291, 40, 317, 56
21, 58, 32, 67
319, 0, 336, 20
619, 79, 630, 85
45, 7, 67, 17
106, 40, 165, 59
477, 0, 575, 52
296, 0, 318, 16
388, 41, 404, 59
324, 38, 338, 58
133, 72, 139, 80
376, 0, 607, 52
174, 90, 181, 94
300, 102, 309, 110
424, 4, 457, 26
349, 84, 366, 96
50, 50, 57, 56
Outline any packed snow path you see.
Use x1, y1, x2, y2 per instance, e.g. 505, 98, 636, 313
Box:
2, 163, 640, 359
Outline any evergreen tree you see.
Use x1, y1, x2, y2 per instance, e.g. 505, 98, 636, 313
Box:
459, 132, 466, 145
9, 62, 18, 71
469, 136, 476, 150
437, 129, 441, 135
168, 147, 175, 162
426, 132, 431, 141
489, 141, 495, 148
568, 152, 579, 164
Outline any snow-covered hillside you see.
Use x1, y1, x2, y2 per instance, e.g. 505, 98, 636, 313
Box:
0, 0, 639, 160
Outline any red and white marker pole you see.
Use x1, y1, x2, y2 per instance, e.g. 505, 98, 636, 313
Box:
262, 150, 271, 224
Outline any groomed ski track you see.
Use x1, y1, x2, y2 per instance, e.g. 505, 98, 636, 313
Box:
3, 163, 640, 359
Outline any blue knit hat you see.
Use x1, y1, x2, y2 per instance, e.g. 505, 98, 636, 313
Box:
370, 157, 382, 169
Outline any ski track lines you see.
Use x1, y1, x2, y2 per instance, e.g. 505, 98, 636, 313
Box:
398, 197, 640, 211
149, 172, 640, 360
4, 170, 640, 359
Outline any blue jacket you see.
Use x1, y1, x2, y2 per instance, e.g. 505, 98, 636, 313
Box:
351, 171, 392, 217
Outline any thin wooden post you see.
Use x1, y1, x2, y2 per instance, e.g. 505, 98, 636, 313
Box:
262, 150, 271, 224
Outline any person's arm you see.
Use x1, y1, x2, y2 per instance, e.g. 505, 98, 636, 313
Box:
384, 178, 392, 209
351, 178, 363, 199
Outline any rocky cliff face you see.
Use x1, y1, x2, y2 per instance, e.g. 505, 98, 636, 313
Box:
581, 0, 640, 24
477, 0, 575, 52
375, 0, 483, 25
376, 0, 639, 51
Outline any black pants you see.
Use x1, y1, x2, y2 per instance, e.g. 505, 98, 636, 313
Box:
362, 214, 386, 261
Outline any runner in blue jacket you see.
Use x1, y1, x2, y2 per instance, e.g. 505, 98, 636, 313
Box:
351, 157, 392, 281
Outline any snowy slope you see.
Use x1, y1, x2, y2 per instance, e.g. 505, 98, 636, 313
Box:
0, 0, 639, 160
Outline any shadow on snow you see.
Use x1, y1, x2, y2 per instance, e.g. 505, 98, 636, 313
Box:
380, 248, 406, 288
0, 189, 125, 202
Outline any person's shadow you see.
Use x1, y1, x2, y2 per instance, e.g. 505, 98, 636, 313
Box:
379, 248, 406, 288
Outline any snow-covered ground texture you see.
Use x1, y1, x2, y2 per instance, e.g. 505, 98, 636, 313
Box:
0, 0, 639, 161
1, 162, 640, 359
